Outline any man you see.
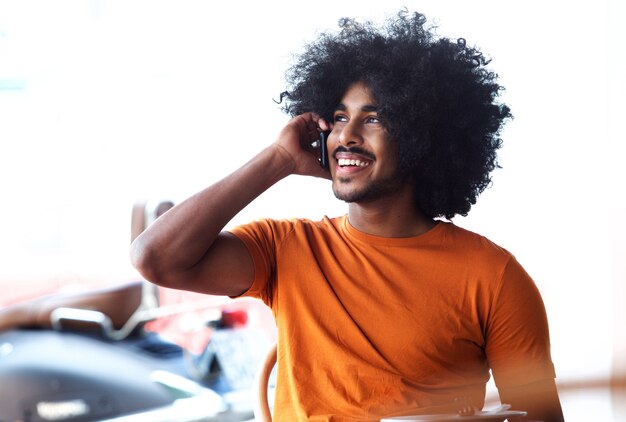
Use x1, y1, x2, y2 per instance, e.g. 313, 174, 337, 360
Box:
131, 10, 564, 421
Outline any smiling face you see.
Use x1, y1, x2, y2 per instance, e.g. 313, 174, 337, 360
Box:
329, 81, 409, 204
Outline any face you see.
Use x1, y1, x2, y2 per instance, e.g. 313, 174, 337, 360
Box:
329, 81, 407, 204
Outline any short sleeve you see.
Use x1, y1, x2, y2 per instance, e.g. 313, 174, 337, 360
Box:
228, 220, 277, 306
485, 257, 556, 388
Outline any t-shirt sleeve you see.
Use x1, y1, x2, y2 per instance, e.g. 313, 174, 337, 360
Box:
485, 257, 557, 388
228, 220, 278, 306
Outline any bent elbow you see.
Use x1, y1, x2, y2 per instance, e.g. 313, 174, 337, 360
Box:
129, 236, 166, 287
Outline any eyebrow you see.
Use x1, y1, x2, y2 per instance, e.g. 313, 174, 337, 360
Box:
335, 103, 379, 113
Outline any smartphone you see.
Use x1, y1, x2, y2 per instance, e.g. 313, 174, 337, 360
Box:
318, 130, 331, 170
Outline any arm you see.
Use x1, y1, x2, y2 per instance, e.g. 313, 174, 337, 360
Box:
486, 258, 564, 421
130, 113, 330, 297
498, 378, 564, 422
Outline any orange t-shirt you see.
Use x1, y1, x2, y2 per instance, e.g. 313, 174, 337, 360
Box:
231, 216, 555, 421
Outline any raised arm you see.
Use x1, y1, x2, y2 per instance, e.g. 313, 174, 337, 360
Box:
130, 113, 330, 297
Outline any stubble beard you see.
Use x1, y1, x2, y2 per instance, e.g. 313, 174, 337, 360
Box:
332, 172, 407, 204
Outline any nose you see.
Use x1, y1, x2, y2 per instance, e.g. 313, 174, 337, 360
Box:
337, 121, 363, 147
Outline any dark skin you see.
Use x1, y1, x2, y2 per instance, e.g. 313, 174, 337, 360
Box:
131, 82, 563, 421
499, 379, 564, 421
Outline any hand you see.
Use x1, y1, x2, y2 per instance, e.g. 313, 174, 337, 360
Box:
273, 112, 332, 179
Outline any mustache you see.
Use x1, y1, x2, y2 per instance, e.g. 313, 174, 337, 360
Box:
332, 146, 376, 161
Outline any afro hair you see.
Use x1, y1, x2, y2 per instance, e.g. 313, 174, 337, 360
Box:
280, 9, 512, 219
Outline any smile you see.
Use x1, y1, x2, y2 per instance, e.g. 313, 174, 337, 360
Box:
337, 158, 371, 168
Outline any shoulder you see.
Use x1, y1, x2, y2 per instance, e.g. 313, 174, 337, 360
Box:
434, 222, 526, 291
229, 215, 345, 241
440, 222, 513, 260
444, 225, 541, 306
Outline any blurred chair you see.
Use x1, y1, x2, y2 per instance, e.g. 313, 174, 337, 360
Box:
253, 342, 277, 422
131, 199, 175, 243
0, 200, 174, 335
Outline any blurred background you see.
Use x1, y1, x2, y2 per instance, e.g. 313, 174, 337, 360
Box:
0, 0, 624, 419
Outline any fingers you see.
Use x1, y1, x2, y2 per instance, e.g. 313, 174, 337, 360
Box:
307, 112, 332, 132
292, 113, 326, 148
277, 112, 333, 178
317, 116, 332, 132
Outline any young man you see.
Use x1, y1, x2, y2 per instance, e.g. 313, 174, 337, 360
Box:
131, 10, 564, 421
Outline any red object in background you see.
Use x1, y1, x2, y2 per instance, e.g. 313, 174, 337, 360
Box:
220, 309, 248, 328
143, 290, 277, 355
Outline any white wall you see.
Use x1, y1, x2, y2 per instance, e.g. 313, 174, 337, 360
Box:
0, 0, 622, 384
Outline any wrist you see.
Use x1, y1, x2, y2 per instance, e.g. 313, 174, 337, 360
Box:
263, 144, 297, 180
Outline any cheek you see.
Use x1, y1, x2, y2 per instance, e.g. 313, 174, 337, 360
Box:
376, 145, 401, 174
326, 134, 340, 156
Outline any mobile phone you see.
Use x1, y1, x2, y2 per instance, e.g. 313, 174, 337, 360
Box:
318, 130, 330, 170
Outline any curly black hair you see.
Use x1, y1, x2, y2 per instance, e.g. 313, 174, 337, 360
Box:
280, 9, 512, 219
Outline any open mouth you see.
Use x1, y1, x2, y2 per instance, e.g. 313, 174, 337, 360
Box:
337, 158, 371, 168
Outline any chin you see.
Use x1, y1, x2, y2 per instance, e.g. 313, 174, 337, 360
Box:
332, 185, 372, 203
332, 176, 407, 204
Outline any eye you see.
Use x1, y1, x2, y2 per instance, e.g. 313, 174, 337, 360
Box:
365, 115, 381, 124
333, 114, 348, 123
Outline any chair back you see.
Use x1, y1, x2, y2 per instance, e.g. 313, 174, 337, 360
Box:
253, 342, 277, 422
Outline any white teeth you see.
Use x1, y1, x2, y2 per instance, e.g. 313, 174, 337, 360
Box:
337, 158, 370, 167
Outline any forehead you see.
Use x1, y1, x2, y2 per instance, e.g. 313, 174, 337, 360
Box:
336, 81, 378, 110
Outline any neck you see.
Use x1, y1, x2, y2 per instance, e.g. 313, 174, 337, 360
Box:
347, 188, 436, 238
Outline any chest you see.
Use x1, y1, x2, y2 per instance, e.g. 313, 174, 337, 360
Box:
275, 243, 494, 374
